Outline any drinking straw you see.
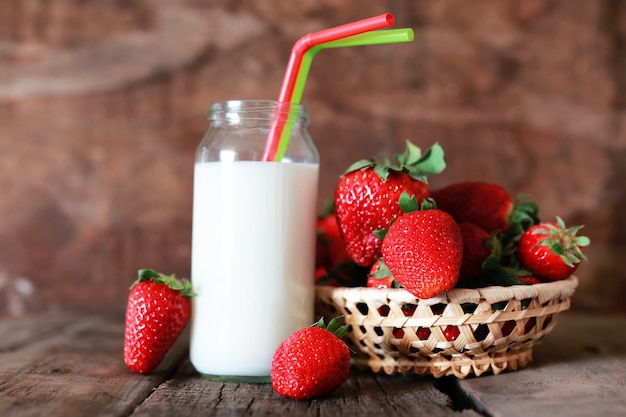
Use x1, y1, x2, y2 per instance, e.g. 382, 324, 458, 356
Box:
291, 29, 414, 104
262, 13, 395, 162
270, 29, 414, 161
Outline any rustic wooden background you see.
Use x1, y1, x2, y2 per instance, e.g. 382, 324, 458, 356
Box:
0, 0, 624, 316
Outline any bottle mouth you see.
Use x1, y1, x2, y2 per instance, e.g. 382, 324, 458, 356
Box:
208, 100, 309, 124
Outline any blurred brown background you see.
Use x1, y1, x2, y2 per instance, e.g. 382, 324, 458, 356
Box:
0, 0, 624, 316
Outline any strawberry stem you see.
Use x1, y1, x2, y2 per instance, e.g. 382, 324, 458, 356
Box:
507, 194, 540, 237
531, 216, 590, 268
343, 141, 446, 182
314, 316, 349, 339
133, 269, 197, 297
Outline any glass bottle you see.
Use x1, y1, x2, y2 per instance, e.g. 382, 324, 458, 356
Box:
189, 100, 319, 382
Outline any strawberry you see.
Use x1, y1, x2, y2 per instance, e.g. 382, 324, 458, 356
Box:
430, 182, 539, 236
315, 237, 329, 270
380, 194, 463, 299
517, 216, 590, 281
334, 141, 446, 267
366, 258, 399, 288
315, 205, 378, 288
518, 274, 542, 285
271, 317, 350, 400
316, 210, 350, 270
124, 269, 195, 374
458, 222, 492, 280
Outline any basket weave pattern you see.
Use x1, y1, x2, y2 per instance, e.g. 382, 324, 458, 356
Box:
315, 276, 577, 378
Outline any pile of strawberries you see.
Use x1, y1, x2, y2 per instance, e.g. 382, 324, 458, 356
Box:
316, 141, 590, 298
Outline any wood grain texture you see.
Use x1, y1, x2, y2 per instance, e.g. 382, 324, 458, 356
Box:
1, 313, 625, 416
457, 313, 626, 417
128, 362, 479, 417
0, 315, 189, 417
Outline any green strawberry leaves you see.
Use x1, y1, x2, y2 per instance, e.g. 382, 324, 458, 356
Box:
531, 216, 590, 267
398, 192, 420, 213
507, 194, 540, 237
133, 269, 197, 298
345, 141, 446, 182
398, 193, 436, 213
370, 259, 392, 279
373, 193, 436, 240
314, 316, 349, 339
456, 269, 527, 289
369, 260, 401, 287
397, 141, 447, 181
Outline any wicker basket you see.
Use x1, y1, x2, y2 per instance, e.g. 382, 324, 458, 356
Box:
314, 275, 578, 378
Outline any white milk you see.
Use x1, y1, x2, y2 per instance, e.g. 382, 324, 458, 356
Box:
190, 160, 319, 379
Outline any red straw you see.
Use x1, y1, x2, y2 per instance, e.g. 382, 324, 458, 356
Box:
262, 13, 394, 161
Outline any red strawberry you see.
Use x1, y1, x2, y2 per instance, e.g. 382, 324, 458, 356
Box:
430, 182, 539, 236
271, 317, 350, 400
124, 269, 195, 374
334, 142, 446, 266
517, 216, 590, 281
458, 222, 491, 280
381, 200, 463, 299
316, 211, 350, 269
315, 266, 331, 284
315, 237, 329, 270
517, 275, 541, 285
366, 258, 399, 288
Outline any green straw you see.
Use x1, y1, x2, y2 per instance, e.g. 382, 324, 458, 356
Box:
274, 28, 414, 161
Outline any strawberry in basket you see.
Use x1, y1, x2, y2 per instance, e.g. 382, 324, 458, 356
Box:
429, 181, 539, 237
314, 206, 369, 287
518, 216, 590, 281
334, 141, 446, 267
379, 194, 463, 299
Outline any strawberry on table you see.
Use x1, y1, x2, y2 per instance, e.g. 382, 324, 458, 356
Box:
124, 269, 196, 374
334, 141, 446, 267
380, 194, 463, 299
430, 181, 539, 236
517, 216, 590, 281
271, 317, 350, 400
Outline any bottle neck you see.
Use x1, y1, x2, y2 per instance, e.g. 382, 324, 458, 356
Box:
208, 100, 309, 127
199, 100, 318, 164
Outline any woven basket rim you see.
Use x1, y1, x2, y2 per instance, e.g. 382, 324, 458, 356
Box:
315, 275, 578, 306
314, 276, 578, 378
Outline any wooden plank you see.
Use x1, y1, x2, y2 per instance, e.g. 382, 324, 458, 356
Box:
2, 312, 624, 416
0, 315, 188, 417
129, 360, 480, 417
0, 315, 71, 351
455, 312, 626, 417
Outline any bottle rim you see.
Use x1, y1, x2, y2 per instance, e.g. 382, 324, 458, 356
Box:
208, 100, 309, 124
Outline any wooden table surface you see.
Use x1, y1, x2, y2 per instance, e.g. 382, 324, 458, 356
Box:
1, 312, 625, 417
